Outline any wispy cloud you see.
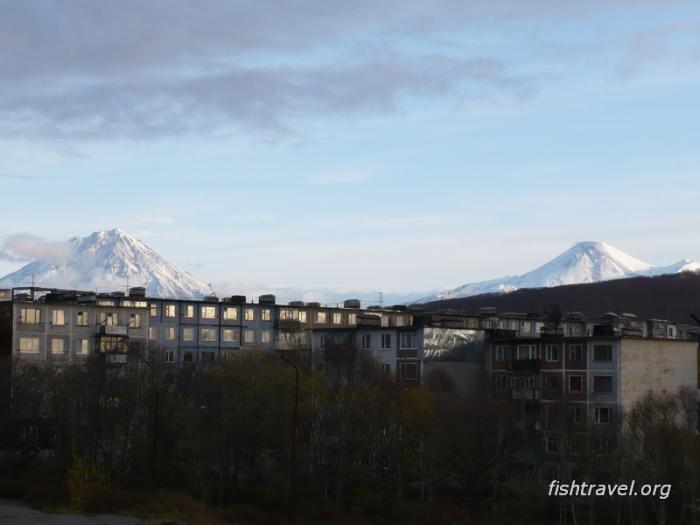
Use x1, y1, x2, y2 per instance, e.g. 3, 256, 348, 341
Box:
0, 233, 71, 262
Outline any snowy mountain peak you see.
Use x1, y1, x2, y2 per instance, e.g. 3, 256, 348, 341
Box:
0, 228, 210, 299
418, 241, 697, 303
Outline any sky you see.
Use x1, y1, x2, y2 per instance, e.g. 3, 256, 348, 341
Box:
1, 1, 700, 299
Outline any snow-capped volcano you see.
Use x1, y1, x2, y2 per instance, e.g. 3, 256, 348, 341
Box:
418, 241, 700, 303
0, 228, 210, 299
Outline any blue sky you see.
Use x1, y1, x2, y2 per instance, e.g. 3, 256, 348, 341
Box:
1, 1, 700, 298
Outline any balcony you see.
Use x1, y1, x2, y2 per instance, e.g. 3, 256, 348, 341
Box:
356, 314, 381, 327
507, 359, 541, 371
98, 325, 128, 336
275, 319, 301, 331
512, 389, 540, 401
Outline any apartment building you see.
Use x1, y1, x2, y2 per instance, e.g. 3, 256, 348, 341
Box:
486, 311, 698, 474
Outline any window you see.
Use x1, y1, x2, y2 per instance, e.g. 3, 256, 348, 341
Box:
517, 344, 537, 360
596, 436, 615, 454
76, 311, 89, 326
523, 375, 537, 389
182, 327, 194, 341
244, 308, 255, 321
381, 333, 392, 349
495, 375, 508, 391
593, 344, 613, 362
569, 406, 584, 425
261, 309, 271, 321
568, 343, 583, 361
399, 333, 415, 349
544, 375, 562, 393
361, 334, 371, 349
202, 351, 215, 363
223, 306, 238, 320
545, 436, 559, 454
332, 312, 342, 325
399, 362, 418, 379
165, 326, 176, 341
183, 351, 193, 363
50, 338, 65, 354
79, 339, 89, 355
184, 304, 194, 318
149, 304, 158, 317
261, 330, 272, 343
495, 345, 509, 361
348, 313, 356, 325
18, 337, 40, 353
222, 328, 238, 342
595, 407, 613, 424
545, 344, 559, 362
299, 311, 307, 323
164, 350, 175, 363
568, 375, 583, 393
668, 326, 675, 337
100, 312, 118, 326
51, 310, 65, 325
148, 326, 157, 341
320, 335, 326, 349
381, 363, 391, 375
316, 311, 326, 323
244, 329, 255, 343
130, 313, 141, 328
20, 308, 41, 324
593, 376, 613, 393
201, 306, 217, 319
280, 308, 295, 320
200, 327, 216, 342
164, 304, 176, 317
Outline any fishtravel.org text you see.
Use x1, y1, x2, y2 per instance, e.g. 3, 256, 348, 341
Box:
548, 480, 671, 500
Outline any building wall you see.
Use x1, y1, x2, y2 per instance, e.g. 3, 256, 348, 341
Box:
619, 338, 697, 409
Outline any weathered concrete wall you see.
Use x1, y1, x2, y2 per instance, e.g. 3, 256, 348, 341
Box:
619, 338, 697, 409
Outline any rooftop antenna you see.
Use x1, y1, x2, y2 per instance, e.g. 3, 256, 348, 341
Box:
377, 291, 383, 308
208, 283, 217, 296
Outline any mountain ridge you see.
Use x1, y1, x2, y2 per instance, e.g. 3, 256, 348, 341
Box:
417, 241, 700, 303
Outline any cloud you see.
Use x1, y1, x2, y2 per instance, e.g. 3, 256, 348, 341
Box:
0, 234, 71, 262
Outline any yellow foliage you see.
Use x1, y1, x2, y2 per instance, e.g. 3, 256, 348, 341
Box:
67, 453, 109, 510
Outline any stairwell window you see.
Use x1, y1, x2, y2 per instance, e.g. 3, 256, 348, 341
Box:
381, 334, 392, 350
130, 313, 141, 328
20, 308, 41, 325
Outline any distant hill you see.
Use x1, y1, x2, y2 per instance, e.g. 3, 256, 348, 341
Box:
425, 272, 700, 325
